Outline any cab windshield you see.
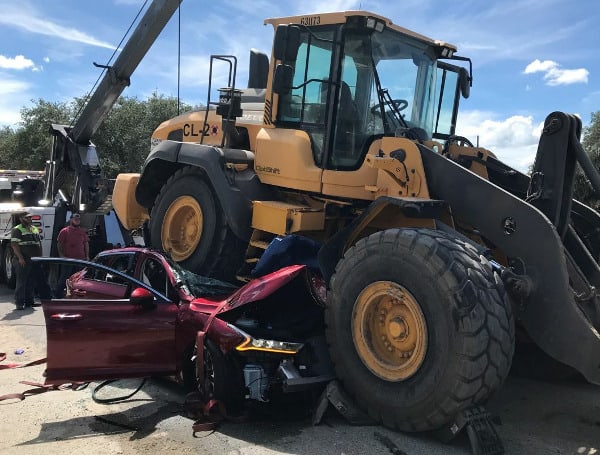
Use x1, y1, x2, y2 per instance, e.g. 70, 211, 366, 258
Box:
329, 27, 436, 168
275, 22, 439, 170
343, 27, 436, 138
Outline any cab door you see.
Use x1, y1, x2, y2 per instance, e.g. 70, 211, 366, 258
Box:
256, 27, 338, 192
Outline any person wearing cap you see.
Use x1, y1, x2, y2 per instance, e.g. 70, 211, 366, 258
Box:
54, 212, 90, 298
11, 211, 52, 310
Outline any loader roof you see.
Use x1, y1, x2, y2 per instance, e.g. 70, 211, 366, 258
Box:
264, 10, 457, 54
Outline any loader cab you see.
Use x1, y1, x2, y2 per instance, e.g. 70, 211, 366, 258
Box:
258, 12, 470, 193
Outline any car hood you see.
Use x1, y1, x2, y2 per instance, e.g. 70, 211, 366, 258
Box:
189, 264, 306, 314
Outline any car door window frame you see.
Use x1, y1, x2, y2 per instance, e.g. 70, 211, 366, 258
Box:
33, 257, 170, 302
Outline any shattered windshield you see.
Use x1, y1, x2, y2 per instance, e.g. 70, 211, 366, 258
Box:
165, 258, 239, 297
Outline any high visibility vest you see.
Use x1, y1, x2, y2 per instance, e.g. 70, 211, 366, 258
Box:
11, 224, 42, 247
10, 224, 42, 259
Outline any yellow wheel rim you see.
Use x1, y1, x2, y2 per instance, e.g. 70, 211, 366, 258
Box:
352, 281, 427, 381
161, 196, 203, 261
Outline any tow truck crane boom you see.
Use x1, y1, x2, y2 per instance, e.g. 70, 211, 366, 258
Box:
46, 0, 182, 213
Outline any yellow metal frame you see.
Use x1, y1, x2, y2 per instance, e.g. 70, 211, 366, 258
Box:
112, 173, 149, 230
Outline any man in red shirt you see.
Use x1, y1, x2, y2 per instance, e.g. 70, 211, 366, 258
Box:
54, 213, 89, 298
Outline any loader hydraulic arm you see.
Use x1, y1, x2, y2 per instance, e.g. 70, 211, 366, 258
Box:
46, 0, 182, 213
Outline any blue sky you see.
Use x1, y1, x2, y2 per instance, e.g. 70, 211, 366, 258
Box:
0, 0, 598, 171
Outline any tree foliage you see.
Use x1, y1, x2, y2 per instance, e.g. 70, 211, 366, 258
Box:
574, 111, 600, 209
0, 99, 74, 169
0, 93, 191, 178
93, 93, 191, 177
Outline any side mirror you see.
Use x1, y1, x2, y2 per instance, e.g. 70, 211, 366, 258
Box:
273, 64, 294, 95
273, 25, 300, 62
130, 287, 156, 309
459, 67, 471, 99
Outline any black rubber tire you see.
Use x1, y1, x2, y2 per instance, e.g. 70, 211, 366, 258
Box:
326, 228, 515, 432
1, 245, 16, 289
197, 340, 244, 410
149, 166, 244, 281
181, 343, 197, 391
0, 244, 6, 284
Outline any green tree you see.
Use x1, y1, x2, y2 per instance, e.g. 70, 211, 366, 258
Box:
0, 126, 18, 166
0, 94, 190, 178
0, 99, 74, 169
91, 93, 191, 178
574, 111, 600, 209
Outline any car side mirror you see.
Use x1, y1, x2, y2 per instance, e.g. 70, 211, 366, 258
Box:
273, 64, 294, 95
130, 287, 156, 309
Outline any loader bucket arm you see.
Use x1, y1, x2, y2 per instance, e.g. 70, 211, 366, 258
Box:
419, 118, 600, 383
526, 112, 600, 238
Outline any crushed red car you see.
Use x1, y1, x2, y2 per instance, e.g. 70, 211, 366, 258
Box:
33, 248, 334, 408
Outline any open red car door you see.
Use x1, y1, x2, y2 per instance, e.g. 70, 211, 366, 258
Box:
37, 258, 180, 384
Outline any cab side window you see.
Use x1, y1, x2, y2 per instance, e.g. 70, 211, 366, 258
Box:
276, 28, 335, 165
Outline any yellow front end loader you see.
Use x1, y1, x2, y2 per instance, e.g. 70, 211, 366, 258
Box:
113, 9, 600, 437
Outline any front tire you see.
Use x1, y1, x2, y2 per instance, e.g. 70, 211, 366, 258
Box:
197, 341, 244, 410
149, 166, 244, 281
326, 228, 514, 432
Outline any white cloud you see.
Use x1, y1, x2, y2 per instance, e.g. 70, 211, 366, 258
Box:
524, 59, 556, 73
0, 78, 29, 96
456, 111, 544, 172
0, 8, 116, 50
524, 59, 589, 86
0, 77, 31, 127
0, 55, 36, 70
291, 0, 360, 13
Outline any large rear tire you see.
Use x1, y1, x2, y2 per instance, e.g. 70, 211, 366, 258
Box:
149, 166, 244, 281
326, 228, 514, 432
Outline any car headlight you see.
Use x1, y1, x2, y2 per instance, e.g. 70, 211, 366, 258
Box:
228, 324, 304, 354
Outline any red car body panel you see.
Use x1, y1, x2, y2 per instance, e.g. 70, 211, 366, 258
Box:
40, 249, 311, 385
189, 264, 306, 314
43, 299, 180, 383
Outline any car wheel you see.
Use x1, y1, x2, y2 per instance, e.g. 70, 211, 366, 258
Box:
326, 228, 515, 432
196, 340, 244, 410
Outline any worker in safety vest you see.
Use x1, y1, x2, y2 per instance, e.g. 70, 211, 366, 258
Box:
11, 211, 52, 310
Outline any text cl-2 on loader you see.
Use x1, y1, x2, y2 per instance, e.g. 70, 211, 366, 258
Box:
113, 8, 600, 436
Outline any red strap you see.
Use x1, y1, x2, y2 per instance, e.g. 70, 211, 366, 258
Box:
0, 380, 84, 402
191, 399, 226, 434
0, 352, 47, 370
195, 332, 205, 391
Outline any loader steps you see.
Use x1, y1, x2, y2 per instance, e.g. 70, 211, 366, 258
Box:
236, 229, 275, 282
249, 239, 271, 250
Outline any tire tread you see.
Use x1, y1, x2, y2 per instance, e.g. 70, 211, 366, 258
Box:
326, 228, 515, 432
